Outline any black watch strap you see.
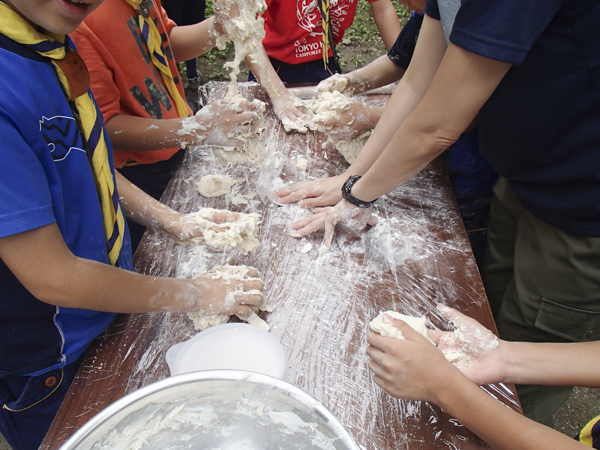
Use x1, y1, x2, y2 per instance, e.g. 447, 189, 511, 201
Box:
341, 175, 377, 208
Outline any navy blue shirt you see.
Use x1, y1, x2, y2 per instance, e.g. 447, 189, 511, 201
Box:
388, 13, 424, 70
425, 0, 600, 236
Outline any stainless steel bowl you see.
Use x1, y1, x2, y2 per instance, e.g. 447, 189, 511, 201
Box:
60, 370, 361, 450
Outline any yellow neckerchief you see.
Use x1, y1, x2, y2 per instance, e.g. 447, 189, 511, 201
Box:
318, 0, 334, 75
123, 0, 190, 118
0, 3, 125, 266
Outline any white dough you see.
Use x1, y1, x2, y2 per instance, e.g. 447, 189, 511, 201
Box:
307, 91, 371, 164
196, 174, 242, 198
296, 157, 308, 172
369, 311, 432, 342
300, 242, 312, 253
326, 131, 371, 164
214, 0, 276, 99
188, 264, 272, 331
189, 207, 260, 254
211, 96, 267, 165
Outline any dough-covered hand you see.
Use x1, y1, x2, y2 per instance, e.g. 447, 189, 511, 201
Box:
271, 92, 310, 127
290, 199, 377, 251
277, 175, 345, 209
195, 98, 260, 147
315, 102, 380, 141
165, 211, 241, 242
367, 316, 460, 404
316, 73, 361, 96
191, 266, 264, 317
211, 0, 237, 39
431, 304, 506, 385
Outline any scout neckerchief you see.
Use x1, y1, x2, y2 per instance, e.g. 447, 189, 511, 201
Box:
124, 0, 190, 118
0, 3, 126, 266
317, 0, 342, 75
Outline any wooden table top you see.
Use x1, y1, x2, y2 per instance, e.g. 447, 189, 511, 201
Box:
42, 82, 520, 450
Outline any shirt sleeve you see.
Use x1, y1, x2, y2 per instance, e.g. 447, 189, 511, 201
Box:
157, 0, 178, 33
387, 13, 424, 69
424, 0, 440, 20
71, 25, 123, 123
0, 107, 55, 238
450, 0, 563, 64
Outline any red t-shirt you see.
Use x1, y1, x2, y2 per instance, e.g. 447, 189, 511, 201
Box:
262, 0, 376, 65
72, 0, 192, 168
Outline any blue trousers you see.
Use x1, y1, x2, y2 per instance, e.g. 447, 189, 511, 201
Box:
0, 355, 84, 450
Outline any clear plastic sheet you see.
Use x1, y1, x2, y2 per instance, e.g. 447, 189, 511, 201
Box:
50, 82, 520, 450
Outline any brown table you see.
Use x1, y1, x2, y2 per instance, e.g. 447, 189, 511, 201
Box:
42, 83, 520, 449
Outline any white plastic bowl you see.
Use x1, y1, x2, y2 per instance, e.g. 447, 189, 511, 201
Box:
165, 323, 287, 379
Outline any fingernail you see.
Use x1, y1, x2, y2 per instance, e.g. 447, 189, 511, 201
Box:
382, 314, 392, 323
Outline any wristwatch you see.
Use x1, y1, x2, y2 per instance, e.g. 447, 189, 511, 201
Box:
341, 175, 377, 208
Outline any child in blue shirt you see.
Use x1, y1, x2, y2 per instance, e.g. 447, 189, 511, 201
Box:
0, 1, 263, 448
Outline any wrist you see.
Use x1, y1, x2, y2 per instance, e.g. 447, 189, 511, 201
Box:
501, 340, 526, 384
341, 175, 377, 208
433, 366, 477, 410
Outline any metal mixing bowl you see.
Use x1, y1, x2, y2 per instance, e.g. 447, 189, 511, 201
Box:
60, 370, 361, 450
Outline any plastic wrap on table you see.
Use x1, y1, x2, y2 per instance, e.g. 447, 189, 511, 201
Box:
43, 82, 520, 450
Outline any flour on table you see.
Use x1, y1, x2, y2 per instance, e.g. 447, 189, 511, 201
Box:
189, 207, 261, 254
229, 190, 258, 206
188, 264, 273, 331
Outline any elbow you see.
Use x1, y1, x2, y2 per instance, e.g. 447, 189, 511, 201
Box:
25, 256, 84, 309
413, 124, 462, 161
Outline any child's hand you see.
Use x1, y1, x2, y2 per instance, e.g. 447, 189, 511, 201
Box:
431, 304, 507, 385
276, 175, 345, 209
289, 199, 377, 252
194, 99, 260, 147
161, 211, 241, 242
271, 92, 310, 126
367, 316, 460, 404
316, 73, 360, 96
315, 102, 381, 141
191, 266, 264, 317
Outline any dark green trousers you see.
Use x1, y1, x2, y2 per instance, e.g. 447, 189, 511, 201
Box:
482, 178, 600, 426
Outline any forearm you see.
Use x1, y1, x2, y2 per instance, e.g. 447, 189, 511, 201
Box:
370, 0, 402, 50
0, 224, 206, 313
343, 74, 426, 178
115, 172, 184, 236
437, 372, 587, 450
342, 15, 446, 179
54, 257, 203, 313
351, 43, 511, 202
346, 55, 405, 94
169, 17, 217, 62
502, 341, 600, 387
244, 51, 284, 100
106, 114, 202, 152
